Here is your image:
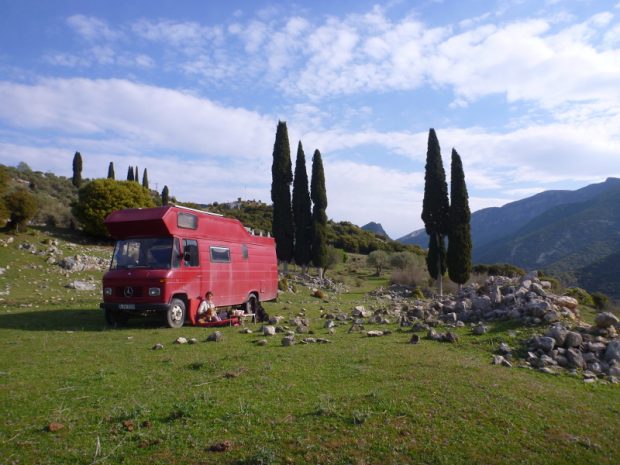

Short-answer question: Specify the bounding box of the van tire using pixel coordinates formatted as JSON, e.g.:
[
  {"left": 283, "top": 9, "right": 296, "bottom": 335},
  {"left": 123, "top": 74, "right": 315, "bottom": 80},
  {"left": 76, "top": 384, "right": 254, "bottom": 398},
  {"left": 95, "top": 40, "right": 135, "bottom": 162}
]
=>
[{"left": 167, "top": 298, "right": 186, "bottom": 328}]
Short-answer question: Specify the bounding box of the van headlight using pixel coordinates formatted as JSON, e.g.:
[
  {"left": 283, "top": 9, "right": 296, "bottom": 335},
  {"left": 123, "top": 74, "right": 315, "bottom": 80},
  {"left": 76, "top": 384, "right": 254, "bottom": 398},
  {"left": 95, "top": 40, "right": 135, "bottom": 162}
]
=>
[
  {"left": 104, "top": 287, "right": 112, "bottom": 296},
  {"left": 148, "top": 287, "right": 161, "bottom": 297}
]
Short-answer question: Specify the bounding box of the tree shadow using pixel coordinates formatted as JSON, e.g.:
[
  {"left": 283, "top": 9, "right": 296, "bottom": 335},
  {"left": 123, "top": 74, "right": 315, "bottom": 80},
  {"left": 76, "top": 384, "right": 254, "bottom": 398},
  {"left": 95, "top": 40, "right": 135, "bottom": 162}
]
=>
[{"left": 0, "top": 308, "right": 167, "bottom": 332}]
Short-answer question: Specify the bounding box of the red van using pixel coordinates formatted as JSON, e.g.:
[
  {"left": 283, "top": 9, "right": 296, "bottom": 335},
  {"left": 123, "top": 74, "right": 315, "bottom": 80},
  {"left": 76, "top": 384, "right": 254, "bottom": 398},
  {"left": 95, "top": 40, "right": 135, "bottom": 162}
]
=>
[{"left": 100, "top": 205, "right": 278, "bottom": 327}]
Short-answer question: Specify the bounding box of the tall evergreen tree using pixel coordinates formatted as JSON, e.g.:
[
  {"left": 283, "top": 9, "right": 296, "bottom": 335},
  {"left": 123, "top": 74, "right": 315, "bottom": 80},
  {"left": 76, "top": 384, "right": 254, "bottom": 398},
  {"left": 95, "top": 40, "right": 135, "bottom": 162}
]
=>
[
  {"left": 421, "top": 128, "right": 450, "bottom": 295},
  {"left": 270, "top": 121, "right": 294, "bottom": 272},
  {"left": 107, "top": 162, "right": 115, "bottom": 180},
  {"left": 161, "top": 185, "right": 170, "bottom": 205},
  {"left": 447, "top": 149, "right": 472, "bottom": 286},
  {"left": 72, "top": 151, "right": 83, "bottom": 188},
  {"left": 134, "top": 166, "right": 139, "bottom": 183},
  {"left": 127, "top": 166, "right": 134, "bottom": 181},
  {"left": 292, "top": 141, "right": 313, "bottom": 272},
  {"left": 311, "top": 149, "right": 328, "bottom": 279},
  {"left": 142, "top": 168, "right": 149, "bottom": 189}
]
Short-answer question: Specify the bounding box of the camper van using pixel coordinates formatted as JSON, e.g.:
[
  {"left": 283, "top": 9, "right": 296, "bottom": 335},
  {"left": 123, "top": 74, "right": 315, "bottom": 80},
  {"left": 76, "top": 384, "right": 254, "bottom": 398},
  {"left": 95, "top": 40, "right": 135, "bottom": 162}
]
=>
[{"left": 100, "top": 205, "right": 278, "bottom": 327}]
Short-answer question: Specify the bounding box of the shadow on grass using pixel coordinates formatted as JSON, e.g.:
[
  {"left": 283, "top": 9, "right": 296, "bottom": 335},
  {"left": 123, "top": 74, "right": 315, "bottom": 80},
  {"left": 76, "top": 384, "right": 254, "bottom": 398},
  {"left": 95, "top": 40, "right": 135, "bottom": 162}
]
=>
[{"left": 0, "top": 308, "right": 167, "bottom": 331}]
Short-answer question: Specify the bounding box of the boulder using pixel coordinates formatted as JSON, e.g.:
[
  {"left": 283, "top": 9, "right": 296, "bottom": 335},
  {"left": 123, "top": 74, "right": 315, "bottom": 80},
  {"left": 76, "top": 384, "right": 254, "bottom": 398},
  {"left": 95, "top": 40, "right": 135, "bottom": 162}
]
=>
[
  {"left": 262, "top": 325, "right": 277, "bottom": 336},
  {"left": 546, "top": 326, "right": 567, "bottom": 346},
  {"left": 281, "top": 335, "right": 295, "bottom": 346},
  {"left": 206, "top": 331, "right": 223, "bottom": 342},
  {"left": 443, "top": 332, "right": 459, "bottom": 343},
  {"left": 472, "top": 325, "right": 488, "bottom": 335},
  {"left": 554, "top": 296, "right": 579, "bottom": 310},
  {"left": 533, "top": 336, "right": 555, "bottom": 352},
  {"left": 566, "top": 348, "right": 586, "bottom": 369},
  {"left": 595, "top": 312, "right": 619, "bottom": 329},
  {"left": 564, "top": 331, "right": 583, "bottom": 348},
  {"left": 367, "top": 330, "right": 384, "bottom": 337},
  {"left": 352, "top": 306, "right": 371, "bottom": 318},
  {"left": 604, "top": 340, "right": 620, "bottom": 363}
]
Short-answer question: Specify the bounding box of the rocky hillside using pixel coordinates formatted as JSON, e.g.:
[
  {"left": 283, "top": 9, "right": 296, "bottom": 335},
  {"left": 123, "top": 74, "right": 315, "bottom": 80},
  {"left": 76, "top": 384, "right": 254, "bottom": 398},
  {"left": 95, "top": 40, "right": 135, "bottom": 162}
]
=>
[{"left": 398, "top": 178, "right": 620, "bottom": 298}]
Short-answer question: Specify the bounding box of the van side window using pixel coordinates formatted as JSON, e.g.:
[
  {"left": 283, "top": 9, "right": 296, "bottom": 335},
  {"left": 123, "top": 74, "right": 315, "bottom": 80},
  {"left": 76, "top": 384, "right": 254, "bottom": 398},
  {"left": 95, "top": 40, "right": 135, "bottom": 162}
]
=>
[
  {"left": 178, "top": 212, "right": 198, "bottom": 229},
  {"left": 242, "top": 244, "right": 249, "bottom": 260},
  {"left": 182, "top": 239, "right": 199, "bottom": 267},
  {"left": 172, "top": 238, "right": 181, "bottom": 268},
  {"left": 210, "top": 246, "right": 231, "bottom": 263}
]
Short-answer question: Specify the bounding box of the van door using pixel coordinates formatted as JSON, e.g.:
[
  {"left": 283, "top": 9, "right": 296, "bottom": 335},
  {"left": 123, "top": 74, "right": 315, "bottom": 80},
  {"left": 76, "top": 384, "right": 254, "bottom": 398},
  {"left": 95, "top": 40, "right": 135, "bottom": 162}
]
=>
[
  {"left": 181, "top": 238, "right": 201, "bottom": 316},
  {"left": 209, "top": 245, "right": 233, "bottom": 306}
]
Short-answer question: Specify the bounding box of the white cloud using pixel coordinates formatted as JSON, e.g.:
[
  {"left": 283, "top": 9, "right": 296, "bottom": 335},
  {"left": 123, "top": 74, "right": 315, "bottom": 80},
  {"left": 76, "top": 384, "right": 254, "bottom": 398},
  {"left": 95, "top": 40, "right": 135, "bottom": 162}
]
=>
[{"left": 67, "top": 15, "right": 121, "bottom": 42}]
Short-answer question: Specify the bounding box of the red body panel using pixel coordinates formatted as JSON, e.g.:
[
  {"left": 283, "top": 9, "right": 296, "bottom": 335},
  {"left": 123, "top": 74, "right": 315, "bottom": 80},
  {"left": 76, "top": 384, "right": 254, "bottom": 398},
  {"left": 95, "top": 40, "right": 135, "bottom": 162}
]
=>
[{"left": 101, "top": 205, "right": 278, "bottom": 325}]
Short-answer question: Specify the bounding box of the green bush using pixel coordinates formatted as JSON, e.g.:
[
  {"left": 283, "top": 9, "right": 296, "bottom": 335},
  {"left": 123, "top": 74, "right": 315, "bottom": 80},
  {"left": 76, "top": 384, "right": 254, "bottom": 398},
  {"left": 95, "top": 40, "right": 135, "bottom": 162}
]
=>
[
  {"left": 73, "top": 179, "right": 155, "bottom": 238},
  {"left": 564, "top": 287, "right": 595, "bottom": 307},
  {"left": 472, "top": 263, "right": 526, "bottom": 278},
  {"left": 590, "top": 292, "right": 609, "bottom": 310},
  {"left": 4, "top": 188, "right": 38, "bottom": 232}
]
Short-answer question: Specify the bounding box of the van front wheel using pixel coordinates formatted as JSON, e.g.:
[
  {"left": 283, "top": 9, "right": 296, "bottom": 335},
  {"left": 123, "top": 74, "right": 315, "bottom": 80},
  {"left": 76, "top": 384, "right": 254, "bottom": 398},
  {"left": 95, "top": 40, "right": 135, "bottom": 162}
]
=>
[{"left": 167, "top": 298, "right": 186, "bottom": 328}]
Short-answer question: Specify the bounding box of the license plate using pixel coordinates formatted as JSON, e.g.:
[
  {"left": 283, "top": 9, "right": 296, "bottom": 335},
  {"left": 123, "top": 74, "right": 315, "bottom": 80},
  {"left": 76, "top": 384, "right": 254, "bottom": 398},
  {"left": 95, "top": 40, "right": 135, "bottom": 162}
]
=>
[{"left": 119, "top": 304, "right": 135, "bottom": 310}]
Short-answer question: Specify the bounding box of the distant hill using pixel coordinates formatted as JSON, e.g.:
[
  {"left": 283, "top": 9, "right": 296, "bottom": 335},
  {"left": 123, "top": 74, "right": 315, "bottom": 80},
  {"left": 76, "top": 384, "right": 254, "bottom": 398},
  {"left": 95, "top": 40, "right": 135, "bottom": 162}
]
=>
[
  {"left": 398, "top": 177, "right": 620, "bottom": 298},
  {"left": 361, "top": 222, "right": 390, "bottom": 239}
]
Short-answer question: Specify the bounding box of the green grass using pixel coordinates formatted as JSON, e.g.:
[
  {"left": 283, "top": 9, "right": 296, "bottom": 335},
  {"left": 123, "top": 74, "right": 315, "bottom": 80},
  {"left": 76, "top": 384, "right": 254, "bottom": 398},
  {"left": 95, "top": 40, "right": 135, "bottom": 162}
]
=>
[{"left": 1, "top": 229, "right": 619, "bottom": 464}]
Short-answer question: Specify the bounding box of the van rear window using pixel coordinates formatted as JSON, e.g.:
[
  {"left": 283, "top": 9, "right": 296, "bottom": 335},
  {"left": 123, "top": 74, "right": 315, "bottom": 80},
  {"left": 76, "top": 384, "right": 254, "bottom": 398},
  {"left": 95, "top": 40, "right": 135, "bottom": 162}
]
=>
[
  {"left": 210, "top": 246, "right": 230, "bottom": 263},
  {"left": 178, "top": 212, "right": 198, "bottom": 229}
]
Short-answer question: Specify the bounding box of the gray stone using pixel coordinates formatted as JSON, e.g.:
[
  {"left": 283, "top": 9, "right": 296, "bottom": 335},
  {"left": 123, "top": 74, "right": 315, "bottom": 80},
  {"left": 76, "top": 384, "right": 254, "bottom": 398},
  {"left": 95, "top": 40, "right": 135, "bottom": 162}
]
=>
[
  {"left": 498, "top": 342, "right": 512, "bottom": 355},
  {"left": 240, "top": 328, "right": 253, "bottom": 334},
  {"left": 595, "top": 312, "right": 619, "bottom": 328},
  {"left": 490, "top": 286, "right": 502, "bottom": 306},
  {"left": 543, "top": 310, "right": 560, "bottom": 323},
  {"left": 316, "top": 338, "right": 332, "bottom": 344},
  {"left": 282, "top": 335, "right": 295, "bottom": 346},
  {"left": 65, "top": 280, "right": 97, "bottom": 291},
  {"left": 152, "top": 343, "right": 164, "bottom": 350},
  {"left": 566, "top": 348, "right": 586, "bottom": 369},
  {"left": 427, "top": 329, "right": 442, "bottom": 341},
  {"left": 174, "top": 337, "right": 188, "bottom": 344},
  {"left": 256, "top": 339, "right": 268, "bottom": 346},
  {"left": 472, "top": 325, "right": 488, "bottom": 335},
  {"left": 367, "top": 330, "right": 384, "bottom": 337},
  {"left": 262, "top": 325, "right": 277, "bottom": 336},
  {"left": 604, "top": 340, "right": 620, "bottom": 362},
  {"left": 301, "top": 337, "right": 317, "bottom": 344},
  {"left": 554, "top": 296, "right": 579, "bottom": 310},
  {"left": 409, "top": 334, "right": 420, "bottom": 344},
  {"left": 324, "top": 319, "right": 335, "bottom": 329},
  {"left": 546, "top": 326, "right": 567, "bottom": 346},
  {"left": 492, "top": 355, "right": 511, "bottom": 366},
  {"left": 443, "top": 332, "right": 459, "bottom": 343},
  {"left": 206, "top": 331, "right": 223, "bottom": 342},
  {"left": 188, "top": 338, "right": 198, "bottom": 344},
  {"left": 534, "top": 336, "right": 555, "bottom": 352},
  {"left": 564, "top": 331, "right": 583, "bottom": 348},
  {"left": 352, "top": 306, "right": 371, "bottom": 318},
  {"left": 296, "top": 325, "right": 309, "bottom": 334}
]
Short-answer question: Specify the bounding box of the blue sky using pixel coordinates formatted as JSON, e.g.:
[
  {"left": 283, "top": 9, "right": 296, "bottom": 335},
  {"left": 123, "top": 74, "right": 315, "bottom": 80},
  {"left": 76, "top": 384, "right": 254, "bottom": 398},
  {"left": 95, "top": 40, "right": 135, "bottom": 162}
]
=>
[{"left": 1, "top": 0, "right": 619, "bottom": 238}]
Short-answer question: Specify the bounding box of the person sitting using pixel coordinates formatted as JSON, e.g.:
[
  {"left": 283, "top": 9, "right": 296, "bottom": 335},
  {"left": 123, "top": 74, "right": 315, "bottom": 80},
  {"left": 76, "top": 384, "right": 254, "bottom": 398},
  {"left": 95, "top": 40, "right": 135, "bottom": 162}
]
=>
[{"left": 197, "top": 291, "right": 219, "bottom": 323}]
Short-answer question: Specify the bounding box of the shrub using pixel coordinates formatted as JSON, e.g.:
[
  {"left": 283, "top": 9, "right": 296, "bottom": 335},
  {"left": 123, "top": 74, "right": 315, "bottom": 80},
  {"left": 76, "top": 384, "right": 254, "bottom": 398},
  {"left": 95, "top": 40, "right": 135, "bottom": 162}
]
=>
[
  {"left": 590, "top": 292, "right": 609, "bottom": 310},
  {"left": 473, "top": 263, "right": 525, "bottom": 278},
  {"left": 73, "top": 179, "right": 155, "bottom": 238},
  {"left": 390, "top": 251, "right": 416, "bottom": 270},
  {"left": 390, "top": 263, "right": 430, "bottom": 288},
  {"left": 4, "top": 188, "right": 38, "bottom": 232},
  {"left": 564, "top": 287, "right": 595, "bottom": 307},
  {"left": 367, "top": 250, "right": 390, "bottom": 275}
]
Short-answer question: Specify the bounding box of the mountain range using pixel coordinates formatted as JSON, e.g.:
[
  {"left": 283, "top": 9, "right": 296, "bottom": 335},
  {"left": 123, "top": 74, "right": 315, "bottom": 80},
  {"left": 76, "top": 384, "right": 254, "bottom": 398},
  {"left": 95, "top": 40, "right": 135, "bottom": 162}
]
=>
[
  {"left": 398, "top": 177, "right": 620, "bottom": 298},
  {"left": 361, "top": 222, "right": 390, "bottom": 239}
]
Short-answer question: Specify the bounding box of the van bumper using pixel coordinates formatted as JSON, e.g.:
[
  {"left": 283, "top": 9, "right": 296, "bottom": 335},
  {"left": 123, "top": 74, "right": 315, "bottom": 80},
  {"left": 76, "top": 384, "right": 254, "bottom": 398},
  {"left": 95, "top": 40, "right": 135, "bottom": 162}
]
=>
[{"left": 100, "top": 302, "right": 171, "bottom": 313}]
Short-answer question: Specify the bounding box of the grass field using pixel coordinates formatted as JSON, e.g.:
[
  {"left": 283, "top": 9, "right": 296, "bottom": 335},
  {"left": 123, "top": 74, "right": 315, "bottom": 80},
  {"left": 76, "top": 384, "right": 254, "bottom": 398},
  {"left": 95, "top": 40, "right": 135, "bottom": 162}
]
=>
[{"left": 1, "top": 229, "right": 619, "bottom": 465}]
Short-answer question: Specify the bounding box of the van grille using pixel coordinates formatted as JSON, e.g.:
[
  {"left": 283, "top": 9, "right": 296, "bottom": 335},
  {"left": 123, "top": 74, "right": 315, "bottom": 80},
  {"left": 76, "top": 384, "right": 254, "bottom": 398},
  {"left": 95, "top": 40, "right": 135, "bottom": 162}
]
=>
[{"left": 115, "top": 286, "right": 143, "bottom": 298}]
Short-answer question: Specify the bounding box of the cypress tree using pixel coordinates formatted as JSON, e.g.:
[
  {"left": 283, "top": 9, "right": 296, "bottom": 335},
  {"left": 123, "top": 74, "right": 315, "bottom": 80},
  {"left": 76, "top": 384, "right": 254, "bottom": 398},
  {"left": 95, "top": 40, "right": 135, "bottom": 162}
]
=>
[
  {"left": 142, "top": 168, "right": 149, "bottom": 189},
  {"left": 447, "top": 149, "right": 472, "bottom": 286},
  {"left": 421, "top": 128, "right": 450, "bottom": 295},
  {"left": 107, "top": 162, "right": 115, "bottom": 180},
  {"left": 127, "top": 166, "right": 134, "bottom": 181},
  {"left": 161, "top": 185, "right": 170, "bottom": 205},
  {"left": 134, "top": 166, "right": 139, "bottom": 183},
  {"left": 311, "top": 149, "right": 328, "bottom": 279},
  {"left": 270, "top": 121, "right": 294, "bottom": 272},
  {"left": 72, "top": 151, "right": 83, "bottom": 187},
  {"left": 292, "top": 141, "right": 313, "bottom": 272}
]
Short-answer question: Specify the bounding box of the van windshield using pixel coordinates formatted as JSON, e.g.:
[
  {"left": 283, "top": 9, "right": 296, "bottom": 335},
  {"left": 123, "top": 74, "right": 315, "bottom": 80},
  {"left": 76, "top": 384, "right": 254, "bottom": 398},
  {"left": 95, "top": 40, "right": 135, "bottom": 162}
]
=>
[{"left": 111, "top": 237, "right": 174, "bottom": 270}]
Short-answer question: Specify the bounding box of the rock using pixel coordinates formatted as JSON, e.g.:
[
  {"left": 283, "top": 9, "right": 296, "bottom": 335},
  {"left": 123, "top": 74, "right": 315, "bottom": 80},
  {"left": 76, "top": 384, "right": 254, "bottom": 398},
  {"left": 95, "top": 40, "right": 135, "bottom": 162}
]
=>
[
  {"left": 262, "top": 325, "right": 276, "bottom": 336},
  {"left": 367, "top": 330, "right": 384, "bottom": 337},
  {"left": 256, "top": 339, "right": 268, "bottom": 346},
  {"left": 268, "top": 316, "right": 284, "bottom": 325},
  {"left": 543, "top": 310, "right": 560, "bottom": 323},
  {"left": 427, "top": 329, "right": 442, "bottom": 341},
  {"left": 324, "top": 320, "right": 335, "bottom": 329},
  {"left": 301, "top": 337, "right": 317, "bottom": 344},
  {"left": 208, "top": 440, "right": 232, "bottom": 452},
  {"left": 546, "top": 326, "right": 567, "bottom": 346},
  {"left": 498, "top": 342, "right": 512, "bottom": 355},
  {"left": 206, "top": 331, "right": 223, "bottom": 342},
  {"left": 65, "top": 280, "right": 97, "bottom": 291},
  {"left": 534, "top": 336, "right": 555, "bottom": 352},
  {"left": 490, "top": 286, "right": 502, "bottom": 306},
  {"left": 352, "top": 306, "right": 371, "bottom": 318},
  {"left": 443, "top": 332, "right": 459, "bottom": 343},
  {"left": 316, "top": 338, "right": 332, "bottom": 343},
  {"left": 282, "top": 335, "right": 295, "bottom": 346},
  {"left": 174, "top": 337, "right": 188, "bottom": 344},
  {"left": 531, "top": 282, "right": 547, "bottom": 297},
  {"left": 604, "top": 340, "right": 620, "bottom": 363},
  {"left": 564, "top": 331, "right": 583, "bottom": 348},
  {"left": 472, "top": 325, "right": 488, "bottom": 335},
  {"left": 47, "top": 422, "right": 65, "bottom": 432},
  {"left": 188, "top": 338, "right": 198, "bottom": 344},
  {"left": 595, "top": 312, "right": 619, "bottom": 328},
  {"left": 240, "top": 328, "right": 253, "bottom": 334},
  {"left": 492, "top": 355, "right": 512, "bottom": 367},
  {"left": 554, "top": 296, "right": 579, "bottom": 310},
  {"left": 348, "top": 323, "right": 364, "bottom": 333},
  {"left": 296, "top": 325, "right": 309, "bottom": 334},
  {"left": 152, "top": 343, "right": 164, "bottom": 350},
  {"left": 566, "top": 348, "right": 586, "bottom": 369},
  {"left": 410, "top": 334, "right": 420, "bottom": 344}
]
